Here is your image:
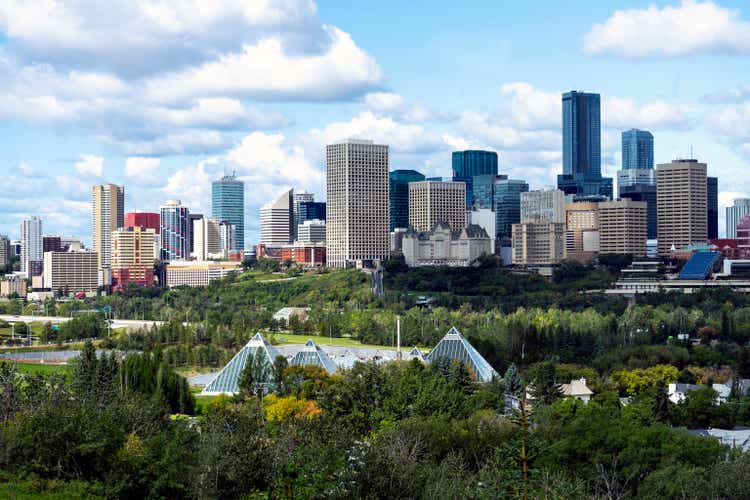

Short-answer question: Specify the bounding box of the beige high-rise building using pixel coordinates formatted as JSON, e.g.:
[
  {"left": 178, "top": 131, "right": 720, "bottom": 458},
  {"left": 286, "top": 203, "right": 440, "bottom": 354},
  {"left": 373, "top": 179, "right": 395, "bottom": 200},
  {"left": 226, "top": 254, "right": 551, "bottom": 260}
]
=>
[
  {"left": 511, "top": 220, "right": 565, "bottom": 265},
  {"left": 43, "top": 250, "right": 99, "bottom": 294},
  {"left": 260, "top": 189, "right": 293, "bottom": 247},
  {"left": 520, "top": 189, "right": 567, "bottom": 223},
  {"left": 92, "top": 183, "right": 125, "bottom": 269},
  {"left": 656, "top": 159, "right": 707, "bottom": 255},
  {"left": 565, "top": 202, "right": 599, "bottom": 259},
  {"left": 598, "top": 199, "right": 647, "bottom": 256},
  {"left": 408, "top": 181, "right": 466, "bottom": 231},
  {"left": 193, "top": 218, "right": 223, "bottom": 260},
  {"left": 326, "top": 140, "right": 390, "bottom": 268},
  {"left": 111, "top": 227, "right": 156, "bottom": 290}
]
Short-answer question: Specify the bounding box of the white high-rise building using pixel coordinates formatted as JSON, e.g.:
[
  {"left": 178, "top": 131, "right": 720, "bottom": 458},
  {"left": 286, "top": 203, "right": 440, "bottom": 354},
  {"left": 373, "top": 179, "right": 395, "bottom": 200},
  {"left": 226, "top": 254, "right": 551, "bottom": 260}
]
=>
[
  {"left": 20, "top": 216, "right": 42, "bottom": 277},
  {"left": 260, "top": 189, "right": 293, "bottom": 247},
  {"left": 520, "top": 189, "right": 567, "bottom": 223},
  {"left": 726, "top": 199, "right": 750, "bottom": 238},
  {"left": 92, "top": 183, "right": 125, "bottom": 269},
  {"left": 193, "top": 217, "right": 222, "bottom": 261},
  {"left": 408, "top": 180, "right": 466, "bottom": 231},
  {"left": 326, "top": 140, "right": 390, "bottom": 267}
]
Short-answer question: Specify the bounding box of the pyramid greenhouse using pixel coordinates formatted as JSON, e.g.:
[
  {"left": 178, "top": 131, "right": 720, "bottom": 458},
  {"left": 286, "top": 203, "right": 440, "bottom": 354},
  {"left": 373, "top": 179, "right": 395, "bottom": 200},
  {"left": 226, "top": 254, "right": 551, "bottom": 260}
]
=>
[
  {"left": 425, "top": 327, "right": 499, "bottom": 382},
  {"left": 289, "top": 339, "right": 339, "bottom": 374},
  {"left": 202, "top": 333, "right": 281, "bottom": 395}
]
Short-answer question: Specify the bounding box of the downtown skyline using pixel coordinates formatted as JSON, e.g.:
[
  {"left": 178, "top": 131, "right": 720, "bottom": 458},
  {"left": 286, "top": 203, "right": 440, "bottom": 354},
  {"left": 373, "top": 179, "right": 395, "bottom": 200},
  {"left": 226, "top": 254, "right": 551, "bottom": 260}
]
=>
[{"left": 2, "top": 0, "right": 750, "bottom": 243}]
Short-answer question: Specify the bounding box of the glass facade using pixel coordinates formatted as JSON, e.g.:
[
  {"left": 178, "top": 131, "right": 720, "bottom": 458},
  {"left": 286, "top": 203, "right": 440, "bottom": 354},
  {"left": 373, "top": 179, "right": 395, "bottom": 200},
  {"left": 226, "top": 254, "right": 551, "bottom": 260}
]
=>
[
  {"left": 298, "top": 201, "right": 327, "bottom": 223},
  {"left": 493, "top": 179, "right": 529, "bottom": 240},
  {"left": 212, "top": 174, "right": 244, "bottom": 251},
  {"left": 452, "top": 150, "right": 498, "bottom": 207},
  {"left": 202, "top": 333, "right": 280, "bottom": 395},
  {"left": 425, "top": 327, "right": 499, "bottom": 383},
  {"left": 160, "top": 201, "right": 190, "bottom": 261},
  {"left": 289, "top": 340, "right": 338, "bottom": 374},
  {"left": 707, "top": 176, "right": 718, "bottom": 240},
  {"left": 389, "top": 169, "right": 425, "bottom": 230},
  {"left": 622, "top": 129, "right": 654, "bottom": 170}
]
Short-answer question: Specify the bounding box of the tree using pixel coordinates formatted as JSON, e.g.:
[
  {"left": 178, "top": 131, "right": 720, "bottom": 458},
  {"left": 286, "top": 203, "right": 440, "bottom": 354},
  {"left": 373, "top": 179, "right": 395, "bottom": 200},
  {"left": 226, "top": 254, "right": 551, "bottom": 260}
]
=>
[
  {"left": 238, "top": 351, "right": 271, "bottom": 401},
  {"left": 529, "top": 361, "right": 563, "bottom": 405},
  {"left": 72, "top": 340, "right": 99, "bottom": 400},
  {"left": 503, "top": 363, "right": 522, "bottom": 397}
]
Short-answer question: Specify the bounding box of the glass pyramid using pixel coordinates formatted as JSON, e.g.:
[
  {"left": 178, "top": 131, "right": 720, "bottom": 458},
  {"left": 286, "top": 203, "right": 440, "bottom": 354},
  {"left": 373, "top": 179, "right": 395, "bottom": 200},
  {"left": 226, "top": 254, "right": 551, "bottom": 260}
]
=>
[
  {"left": 201, "top": 333, "right": 281, "bottom": 395},
  {"left": 425, "top": 327, "right": 499, "bottom": 382},
  {"left": 406, "top": 346, "right": 425, "bottom": 362},
  {"left": 289, "top": 339, "right": 339, "bottom": 374}
]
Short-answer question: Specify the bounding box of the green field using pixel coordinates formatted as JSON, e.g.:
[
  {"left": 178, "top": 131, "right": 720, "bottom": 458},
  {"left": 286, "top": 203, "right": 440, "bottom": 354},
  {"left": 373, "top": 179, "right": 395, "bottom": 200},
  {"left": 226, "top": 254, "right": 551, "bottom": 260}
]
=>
[
  {"left": 268, "top": 332, "right": 398, "bottom": 350},
  {"left": 14, "top": 362, "right": 70, "bottom": 376}
]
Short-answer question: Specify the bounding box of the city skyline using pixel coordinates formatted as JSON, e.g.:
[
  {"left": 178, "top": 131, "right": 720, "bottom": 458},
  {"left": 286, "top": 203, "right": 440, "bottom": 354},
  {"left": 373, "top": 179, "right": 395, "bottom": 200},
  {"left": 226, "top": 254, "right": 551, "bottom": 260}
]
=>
[{"left": 2, "top": 0, "right": 750, "bottom": 243}]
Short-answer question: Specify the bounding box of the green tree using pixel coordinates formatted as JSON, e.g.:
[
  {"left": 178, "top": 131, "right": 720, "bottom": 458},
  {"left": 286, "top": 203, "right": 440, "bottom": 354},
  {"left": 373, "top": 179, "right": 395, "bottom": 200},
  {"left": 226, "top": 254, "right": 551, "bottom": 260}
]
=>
[
  {"left": 239, "top": 351, "right": 271, "bottom": 401},
  {"left": 504, "top": 363, "right": 522, "bottom": 397},
  {"left": 529, "top": 362, "right": 562, "bottom": 405}
]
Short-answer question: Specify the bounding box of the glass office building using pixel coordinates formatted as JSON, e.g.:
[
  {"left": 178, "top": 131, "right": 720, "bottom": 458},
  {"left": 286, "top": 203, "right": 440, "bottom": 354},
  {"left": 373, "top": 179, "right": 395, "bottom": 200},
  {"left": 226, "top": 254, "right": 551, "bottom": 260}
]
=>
[
  {"left": 212, "top": 174, "right": 244, "bottom": 251},
  {"left": 160, "top": 200, "right": 190, "bottom": 261},
  {"left": 298, "top": 201, "right": 326, "bottom": 223},
  {"left": 493, "top": 178, "right": 529, "bottom": 240},
  {"left": 622, "top": 129, "right": 654, "bottom": 170},
  {"left": 389, "top": 169, "right": 425, "bottom": 230},
  {"left": 452, "top": 150, "right": 498, "bottom": 208},
  {"left": 708, "top": 176, "right": 718, "bottom": 240}
]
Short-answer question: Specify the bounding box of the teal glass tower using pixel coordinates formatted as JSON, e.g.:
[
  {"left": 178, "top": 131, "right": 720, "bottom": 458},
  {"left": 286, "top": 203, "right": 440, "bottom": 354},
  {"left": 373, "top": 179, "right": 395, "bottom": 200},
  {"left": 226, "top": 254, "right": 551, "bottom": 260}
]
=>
[
  {"left": 452, "top": 150, "right": 498, "bottom": 207},
  {"left": 389, "top": 169, "right": 425, "bottom": 230},
  {"left": 212, "top": 174, "right": 244, "bottom": 250}
]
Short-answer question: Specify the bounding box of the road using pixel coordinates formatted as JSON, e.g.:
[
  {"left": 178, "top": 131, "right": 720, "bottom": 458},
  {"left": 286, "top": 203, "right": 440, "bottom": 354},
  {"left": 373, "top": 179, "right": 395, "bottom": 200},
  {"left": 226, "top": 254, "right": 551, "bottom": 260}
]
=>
[{"left": 0, "top": 314, "right": 164, "bottom": 331}]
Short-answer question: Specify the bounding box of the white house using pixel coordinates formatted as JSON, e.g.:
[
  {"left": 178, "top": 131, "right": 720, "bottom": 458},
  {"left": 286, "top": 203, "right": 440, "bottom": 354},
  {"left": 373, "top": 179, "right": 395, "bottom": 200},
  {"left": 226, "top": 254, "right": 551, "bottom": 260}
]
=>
[{"left": 561, "top": 378, "right": 594, "bottom": 403}]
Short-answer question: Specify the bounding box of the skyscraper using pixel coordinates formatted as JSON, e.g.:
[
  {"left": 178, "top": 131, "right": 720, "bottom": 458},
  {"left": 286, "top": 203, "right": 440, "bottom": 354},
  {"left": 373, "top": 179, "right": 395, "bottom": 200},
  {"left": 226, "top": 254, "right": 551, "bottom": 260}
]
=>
[
  {"left": 598, "top": 199, "right": 647, "bottom": 256},
  {"left": 259, "top": 189, "right": 294, "bottom": 247},
  {"left": 494, "top": 179, "right": 529, "bottom": 240},
  {"left": 298, "top": 201, "right": 326, "bottom": 224},
  {"left": 389, "top": 169, "right": 425, "bottom": 230},
  {"left": 452, "top": 150, "right": 498, "bottom": 207},
  {"left": 292, "top": 191, "right": 314, "bottom": 240},
  {"left": 558, "top": 91, "right": 612, "bottom": 199},
  {"left": 20, "top": 216, "right": 42, "bottom": 277},
  {"left": 160, "top": 200, "right": 191, "bottom": 261},
  {"left": 520, "top": 189, "right": 567, "bottom": 223},
  {"left": 193, "top": 217, "right": 222, "bottom": 261},
  {"left": 621, "top": 129, "right": 654, "bottom": 170},
  {"left": 408, "top": 180, "right": 466, "bottom": 231},
  {"left": 656, "top": 159, "right": 707, "bottom": 256},
  {"left": 111, "top": 226, "right": 156, "bottom": 291},
  {"left": 326, "top": 140, "right": 390, "bottom": 268},
  {"left": 707, "top": 176, "right": 718, "bottom": 240},
  {"left": 211, "top": 174, "right": 244, "bottom": 251},
  {"left": 92, "top": 183, "right": 125, "bottom": 269},
  {"left": 726, "top": 199, "right": 750, "bottom": 238}
]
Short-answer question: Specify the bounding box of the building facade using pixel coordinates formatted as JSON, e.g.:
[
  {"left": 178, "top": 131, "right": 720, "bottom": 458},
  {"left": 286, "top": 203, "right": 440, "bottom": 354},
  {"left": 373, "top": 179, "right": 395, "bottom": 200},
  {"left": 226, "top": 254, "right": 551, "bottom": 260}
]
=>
[
  {"left": 260, "top": 189, "right": 294, "bottom": 247},
  {"left": 621, "top": 129, "right": 654, "bottom": 170},
  {"left": 43, "top": 250, "right": 99, "bottom": 294},
  {"left": 619, "top": 183, "right": 657, "bottom": 240},
  {"left": 297, "top": 219, "right": 326, "bottom": 243},
  {"left": 279, "top": 243, "right": 326, "bottom": 267},
  {"left": 1, "top": 276, "right": 26, "bottom": 298},
  {"left": 726, "top": 199, "right": 750, "bottom": 238},
  {"left": 389, "top": 169, "right": 425, "bottom": 230},
  {"left": 160, "top": 200, "right": 191, "bottom": 261},
  {"left": 211, "top": 174, "right": 244, "bottom": 251},
  {"left": 292, "top": 191, "right": 315, "bottom": 240},
  {"left": 494, "top": 179, "right": 529, "bottom": 240},
  {"left": 0, "top": 235, "right": 10, "bottom": 268},
  {"left": 408, "top": 181, "right": 466, "bottom": 231},
  {"left": 511, "top": 220, "right": 566, "bottom": 265},
  {"left": 326, "top": 140, "right": 390, "bottom": 268},
  {"left": 452, "top": 150, "right": 498, "bottom": 208},
  {"left": 20, "top": 216, "right": 42, "bottom": 277},
  {"left": 656, "top": 159, "right": 707, "bottom": 256},
  {"left": 42, "top": 236, "right": 62, "bottom": 253},
  {"left": 165, "top": 261, "right": 241, "bottom": 287},
  {"left": 707, "top": 176, "right": 718, "bottom": 240},
  {"left": 111, "top": 227, "right": 156, "bottom": 291},
  {"left": 298, "top": 201, "right": 326, "bottom": 224},
  {"left": 598, "top": 199, "right": 647, "bottom": 256},
  {"left": 402, "top": 222, "right": 491, "bottom": 267},
  {"left": 520, "top": 189, "right": 566, "bottom": 223},
  {"left": 92, "top": 183, "right": 125, "bottom": 270},
  {"left": 192, "top": 217, "right": 222, "bottom": 261}
]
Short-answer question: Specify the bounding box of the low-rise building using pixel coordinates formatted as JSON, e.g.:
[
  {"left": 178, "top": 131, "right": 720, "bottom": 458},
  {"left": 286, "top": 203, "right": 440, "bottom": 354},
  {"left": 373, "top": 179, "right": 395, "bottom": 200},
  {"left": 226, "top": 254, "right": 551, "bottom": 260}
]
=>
[
  {"left": 273, "top": 307, "right": 310, "bottom": 325},
  {"left": 279, "top": 242, "right": 326, "bottom": 267},
  {"left": 562, "top": 378, "right": 594, "bottom": 403},
  {"left": 42, "top": 250, "right": 99, "bottom": 294},
  {"left": 297, "top": 219, "right": 326, "bottom": 243},
  {"left": 511, "top": 220, "right": 565, "bottom": 265},
  {"left": 0, "top": 276, "right": 27, "bottom": 298},
  {"left": 401, "top": 222, "right": 491, "bottom": 267},
  {"left": 165, "top": 260, "right": 241, "bottom": 287}
]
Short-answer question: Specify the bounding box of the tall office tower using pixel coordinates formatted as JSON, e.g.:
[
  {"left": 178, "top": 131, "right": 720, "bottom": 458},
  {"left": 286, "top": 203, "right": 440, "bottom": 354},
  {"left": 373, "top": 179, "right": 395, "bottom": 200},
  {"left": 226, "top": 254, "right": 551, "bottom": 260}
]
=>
[
  {"left": 452, "top": 150, "right": 498, "bottom": 207},
  {"left": 511, "top": 221, "right": 566, "bottom": 265},
  {"left": 598, "top": 199, "right": 647, "bottom": 256},
  {"left": 219, "top": 222, "right": 236, "bottom": 255},
  {"left": 193, "top": 217, "right": 223, "bottom": 261},
  {"left": 656, "top": 159, "right": 707, "bottom": 256},
  {"left": 471, "top": 174, "right": 507, "bottom": 209},
  {"left": 92, "top": 183, "right": 125, "bottom": 269},
  {"left": 408, "top": 180, "right": 466, "bottom": 231},
  {"left": 389, "top": 169, "right": 425, "bottom": 230},
  {"left": 0, "top": 235, "right": 10, "bottom": 268},
  {"left": 20, "top": 216, "right": 42, "bottom": 277},
  {"left": 557, "top": 91, "right": 613, "bottom": 199},
  {"left": 111, "top": 227, "right": 156, "bottom": 291},
  {"left": 565, "top": 202, "right": 600, "bottom": 260},
  {"left": 42, "top": 236, "right": 62, "bottom": 253},
  {"left": 707, "top": 176, "right": 718, "bottom": 240},
  {"left": 619, "top": 184, "right": 657, "bottom": 240},
  {"left": 211, "top": 173, "right": 244, "bottom": 251},
  {"left": 520, "top": 189, "right": 567, "bottom": 223},
  {"left": 494, "top": 178, "right": 529, "bottom": 240},
  {"left": 326, "top": 139, "right": 390, "bottom": 268},
  {"left": 298, "top": 201, "right": 326, "bottom": 223},
  {"left": 621, "top": 129, "right": 654, "bottom": 170},
  {"left": 292, "top": 191, "right": 315, "bottom": 240},
  {"left": 260, "top": 189, "right": 294, "bottom": 247},
  {"left": 187, "top": 214, "right": 203, "bottom": 254},
  {"left": 159, "top": 200, "right": 191, "bottom": 261},
  {"left": 726, "top": 199, "right": 750, "bottom": 238}
]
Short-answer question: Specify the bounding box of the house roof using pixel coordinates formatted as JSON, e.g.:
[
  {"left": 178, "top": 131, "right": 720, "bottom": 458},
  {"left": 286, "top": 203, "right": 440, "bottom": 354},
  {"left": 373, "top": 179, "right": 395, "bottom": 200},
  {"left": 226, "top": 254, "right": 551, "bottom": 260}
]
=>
[{"left": 561, "top": 378, "right": 593, "bottom": 397}]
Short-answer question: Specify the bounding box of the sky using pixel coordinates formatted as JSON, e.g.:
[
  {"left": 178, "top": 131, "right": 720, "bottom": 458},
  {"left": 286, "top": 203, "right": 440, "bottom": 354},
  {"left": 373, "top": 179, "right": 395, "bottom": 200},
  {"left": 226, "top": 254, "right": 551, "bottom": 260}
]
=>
[{"left": 1, "top": 0, "right": 750, "bottom": 246}]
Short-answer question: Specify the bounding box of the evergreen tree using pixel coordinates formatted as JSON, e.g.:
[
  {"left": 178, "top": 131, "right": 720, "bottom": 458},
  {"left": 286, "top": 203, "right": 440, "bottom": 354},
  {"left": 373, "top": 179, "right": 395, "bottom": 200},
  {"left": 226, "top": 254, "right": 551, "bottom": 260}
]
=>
[
  {"left": 503, "top": 363, "right": 522, "bottom": 397},
  {"left": 529, "top": 361, "right": 562, "bottom": 405},
  {"left": 239, "top": 351, "right": 271, "bottom": 400},
  {"left": 72, "top": 340, "right": 99, "bottom": 400}
]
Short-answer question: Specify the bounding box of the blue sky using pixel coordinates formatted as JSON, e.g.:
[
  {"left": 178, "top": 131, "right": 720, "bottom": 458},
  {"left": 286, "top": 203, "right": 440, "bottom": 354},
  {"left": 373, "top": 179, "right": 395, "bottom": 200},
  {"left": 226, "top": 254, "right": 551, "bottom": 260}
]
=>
[{"left": 1, "top": 0, "right": 750, "bottom": 245}]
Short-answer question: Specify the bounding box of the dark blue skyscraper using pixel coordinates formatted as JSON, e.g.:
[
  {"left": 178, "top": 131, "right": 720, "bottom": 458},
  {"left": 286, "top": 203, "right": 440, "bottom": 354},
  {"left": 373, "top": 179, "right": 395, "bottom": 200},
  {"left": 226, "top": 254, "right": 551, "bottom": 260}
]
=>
[
  {"left": 493, "top": 178, "right": 529, "bottom": 240},
  {"left": 622, "top": 129, "right": 654, "bottom": 170},
  {"left": 212, "top": 174, "right": 244, "bottom": 250},
  {"left": 452, "top": 150, "right": 498, "bottom": 207},
  {"left": 298, "top": 201, "right": 326, "bottom": 223},
  {"left": 707, "top": 176, "right": 718, "bottom": 240},
  {"left": 389, "top": 169, "right": 425, "bottom": 230},
  {"left": 558, "top": 91, "right": 612, "bottom": 199}
]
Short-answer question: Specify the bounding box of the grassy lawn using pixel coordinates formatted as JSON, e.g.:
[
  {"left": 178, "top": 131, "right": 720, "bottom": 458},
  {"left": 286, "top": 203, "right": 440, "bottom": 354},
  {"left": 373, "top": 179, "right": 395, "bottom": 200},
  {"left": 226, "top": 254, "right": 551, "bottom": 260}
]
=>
[
  {"left": 267, "top": 332, "right": 398, "bottom": 350},
  {"left": 14, "top": 362, "right": 70, "bottom": 376}
]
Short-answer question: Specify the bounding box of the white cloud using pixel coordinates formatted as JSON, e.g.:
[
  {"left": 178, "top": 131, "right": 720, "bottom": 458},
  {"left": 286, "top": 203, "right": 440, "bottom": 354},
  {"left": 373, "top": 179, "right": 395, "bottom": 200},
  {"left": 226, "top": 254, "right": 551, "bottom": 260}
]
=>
[
  {"left": 125, "top": 157, "right": 161, "bottom": 186},
  {"left": 604, "top": 97, "right": 693, "bottom": 129},
  {"left": 112, "top": 130, "right": 228, "bottom": 156},
  {"left": 227, "top": 131, "right": 321, "bottom": 185},
  {"left": 146, "top": 26, "right": 382, "bottom": 102},
  {"left": 364, "top": 92, "right": 405, "bottom": 112},
  {"left": 74, "top": 154, "right": 103, "bottom": 177},
  {"left": 499, "top": 82, "right": 559, "bottom": 129},
  {"left": 583, "top": 1, "right": 750, "bottom": 58}
]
